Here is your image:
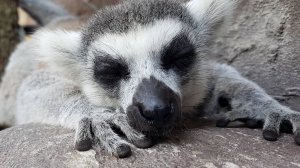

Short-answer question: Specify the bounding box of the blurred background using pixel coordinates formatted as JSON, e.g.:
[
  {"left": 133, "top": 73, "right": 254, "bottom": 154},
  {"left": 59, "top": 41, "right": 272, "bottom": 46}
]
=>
[{"left": 0, "top": 0, "right": 119, "bottom": 77}]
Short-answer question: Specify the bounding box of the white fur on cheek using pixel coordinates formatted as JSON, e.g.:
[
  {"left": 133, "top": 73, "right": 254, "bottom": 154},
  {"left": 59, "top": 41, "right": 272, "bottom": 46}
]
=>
[{"left": 81, "top": 70, "right": 120, "bottom": 107}]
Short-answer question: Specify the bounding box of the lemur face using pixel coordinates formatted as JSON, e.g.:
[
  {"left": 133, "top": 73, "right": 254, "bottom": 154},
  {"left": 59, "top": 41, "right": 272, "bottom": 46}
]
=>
[
  {"left": 87, "top": 20, "right": 197, "bottom": 135},
  {"left": 80, "top": 0, "right": 203, "bottom": 135},
  {"left": 37, "top": 0, "right": 234, "bottom": 136}
]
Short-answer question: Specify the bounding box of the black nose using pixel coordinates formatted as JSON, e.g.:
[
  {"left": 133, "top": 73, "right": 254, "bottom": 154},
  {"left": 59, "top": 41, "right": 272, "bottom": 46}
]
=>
[
  {"left": 137, "top": 101, "right": 173, "bottom": 124},
  {"left": 130, "top": 76, "right": 180, "bottom": 128}
]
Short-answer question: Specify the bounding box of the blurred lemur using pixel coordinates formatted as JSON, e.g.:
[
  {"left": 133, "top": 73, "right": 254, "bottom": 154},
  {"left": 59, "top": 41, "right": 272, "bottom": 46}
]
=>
[{"left": 1, "top": 0, "right": 300, "bottom": 158}]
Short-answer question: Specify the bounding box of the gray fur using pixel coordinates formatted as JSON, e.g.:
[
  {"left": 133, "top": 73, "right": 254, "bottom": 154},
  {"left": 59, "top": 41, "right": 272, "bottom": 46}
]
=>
[
  {"left": 1, "top": 0, "right": 300, "bottom": 158},
  {"left": 81, "top": 0, "right": 195, "bottom": 53}
]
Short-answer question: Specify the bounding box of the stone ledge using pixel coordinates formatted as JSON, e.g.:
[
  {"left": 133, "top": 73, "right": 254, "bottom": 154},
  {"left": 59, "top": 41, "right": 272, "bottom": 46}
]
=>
[{"left": 1, "top": 123, "right": 299, "bottom": 168}]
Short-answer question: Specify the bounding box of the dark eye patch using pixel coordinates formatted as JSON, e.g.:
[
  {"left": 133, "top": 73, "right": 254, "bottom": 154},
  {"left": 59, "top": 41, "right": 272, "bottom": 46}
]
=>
[
  {"left": 93, "top": 56, "right": 130, "bottom": 89},
  {"left": 161, "top": 34, "right": 196, "bottom": 74}
]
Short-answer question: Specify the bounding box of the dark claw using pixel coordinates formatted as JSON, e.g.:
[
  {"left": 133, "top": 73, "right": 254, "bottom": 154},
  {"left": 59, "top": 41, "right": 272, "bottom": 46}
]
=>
[
  {"left": 216, "top": 119, "right": 230, "bottom": 127},
  {"left": 131, "top": 138, "right": 153, "bottom": 149},
  {"left": 295, "top": 131, "right": 300, "bottom": 145},
  {"left": 75, "top": 139, "right": 93, "bottom": 151},
  {"left": 263, "top": 130, "right": 279, "bottom": 141},
  {"left": 115, "top": 144, "right": 132, "bottom": 158}
]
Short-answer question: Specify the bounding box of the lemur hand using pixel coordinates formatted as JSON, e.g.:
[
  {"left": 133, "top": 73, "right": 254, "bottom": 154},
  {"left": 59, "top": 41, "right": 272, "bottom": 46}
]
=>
[
  {"left": 74, "top": 112, "right": 153, "bottom": 158},
  {"left": 217, "top": 103, "right": 300, "bottom": 145}
]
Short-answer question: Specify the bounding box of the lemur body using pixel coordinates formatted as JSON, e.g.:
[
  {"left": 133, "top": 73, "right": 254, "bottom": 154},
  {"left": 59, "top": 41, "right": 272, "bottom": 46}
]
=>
[{"left": 1, "top": 0, "right": 300, "bottom": 158}]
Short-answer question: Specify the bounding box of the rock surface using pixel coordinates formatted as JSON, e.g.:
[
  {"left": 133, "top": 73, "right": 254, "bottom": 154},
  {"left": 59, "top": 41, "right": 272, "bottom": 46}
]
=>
[
  {"left": 211, "top": 0, "right": 300, "bottom": 111},
  {"left": 1, "top": 123, "right": 300, "bottom": 168},
  {"left": 0, "top": 124, "right": 99, "bottom": 168}
]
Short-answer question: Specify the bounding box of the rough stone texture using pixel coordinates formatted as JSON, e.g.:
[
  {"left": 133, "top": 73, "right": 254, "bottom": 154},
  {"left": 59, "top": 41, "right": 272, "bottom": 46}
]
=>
[
  {"left": 1, "top": 122, "right": 300, "bottom": 168},
  {"left": 0, "top": 124, "right": 99, "bottom": 168},
  {"left": 1, "top": 0, "right": 300, "bottom": 167},
  {"left": 0, "top": 0, "right": 19, "bottom": 78},
  {"left": 212, "top": 0, "right": 300, "bottom": 111}
]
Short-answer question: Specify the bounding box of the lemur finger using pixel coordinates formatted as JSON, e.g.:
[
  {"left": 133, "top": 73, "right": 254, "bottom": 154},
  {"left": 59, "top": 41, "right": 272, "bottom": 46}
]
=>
[
  {"left": 216, "top": 110, "right": 251, "bottom": 127},
  {"left": 263, "top": 112, "right": 282, "bottom": 141},
  {"left": 92, "top": 120, "right": 132, "bottom": 158},
  {"left": 74, "top": 117, "right": 93, "bottom": 151},
  {"left": 216, "top": 118, "right": 262, "bottom": 128},
  {"left": 111, "top": 115, "right": 153, "bottom": 148},
  {"left": 287, "top": 113, "right": 300, "bottom": 145}
]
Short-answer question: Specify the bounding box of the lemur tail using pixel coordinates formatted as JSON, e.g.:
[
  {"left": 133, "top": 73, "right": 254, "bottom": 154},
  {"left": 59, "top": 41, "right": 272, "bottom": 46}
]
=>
[{"left": 20, "top": 0, "right": 72, "bottom": 26}]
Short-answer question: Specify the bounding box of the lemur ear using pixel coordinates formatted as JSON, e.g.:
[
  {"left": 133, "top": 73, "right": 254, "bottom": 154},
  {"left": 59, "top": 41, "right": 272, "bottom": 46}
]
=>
[
  {"left": 33, "top": 29, "right": 82, "bottom": 81},
  {"left": 185, "top": 0, "right": 236, "bottom": 28}
]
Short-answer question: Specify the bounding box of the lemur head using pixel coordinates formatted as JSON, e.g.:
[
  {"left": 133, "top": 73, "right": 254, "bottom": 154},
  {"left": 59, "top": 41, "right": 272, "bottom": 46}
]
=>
[{"left": 36, "top": 0, "right": 235, "bottom": 136}]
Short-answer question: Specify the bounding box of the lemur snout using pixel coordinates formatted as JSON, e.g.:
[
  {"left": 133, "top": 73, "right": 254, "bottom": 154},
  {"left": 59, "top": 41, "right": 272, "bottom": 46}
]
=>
[
  {"left": 127, "top": 76, "right": 181, "bottom": 135},
  {"left": 137, "top": 101, "right": 173, "bottom": 125}
]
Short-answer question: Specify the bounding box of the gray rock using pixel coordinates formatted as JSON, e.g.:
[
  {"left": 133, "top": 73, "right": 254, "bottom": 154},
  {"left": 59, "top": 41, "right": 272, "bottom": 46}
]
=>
[
  {"left": 212, "top": 0, "right": 300, "bottom": 111},
  {"left": 0, "top": 124, "right": 99, "bottom": 168},
  {"left": 1, "top": 122, "right": 300, "bottom": 168}
]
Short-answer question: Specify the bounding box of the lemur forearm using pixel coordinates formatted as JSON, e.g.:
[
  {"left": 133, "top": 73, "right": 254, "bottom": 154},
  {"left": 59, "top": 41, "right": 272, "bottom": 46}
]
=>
[
  {"left": 206, "top": 64, "right": 300, "bottom": 138},
  {"left": 210, "top": 64, "right": 282, "bottom": 120},
  {"left": 15, "top": 70, "right": 115, "bottom": 129}
]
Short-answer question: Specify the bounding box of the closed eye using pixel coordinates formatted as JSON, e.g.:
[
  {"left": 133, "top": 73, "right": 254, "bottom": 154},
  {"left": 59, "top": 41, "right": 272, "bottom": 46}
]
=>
[
  {"left": 161, "top": 34, "right": 196, "bottom": 73},
  {"left": 94, "top": 56, "right": 130, "bottom": 89}
]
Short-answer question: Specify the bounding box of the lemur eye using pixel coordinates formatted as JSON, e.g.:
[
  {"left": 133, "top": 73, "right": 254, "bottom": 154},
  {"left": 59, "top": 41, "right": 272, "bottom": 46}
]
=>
[
  {"left": 161, "top": 34, "right": 196, "bottom": 73},
  {"left": 93, "top": 57, "right": 130, "bottom": 88}
]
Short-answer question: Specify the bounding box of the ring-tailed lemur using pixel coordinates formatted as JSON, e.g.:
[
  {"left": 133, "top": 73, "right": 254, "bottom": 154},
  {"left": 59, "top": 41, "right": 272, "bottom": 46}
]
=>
[{"left": 1, "top": 0, "right": 300, "bottom": 158}]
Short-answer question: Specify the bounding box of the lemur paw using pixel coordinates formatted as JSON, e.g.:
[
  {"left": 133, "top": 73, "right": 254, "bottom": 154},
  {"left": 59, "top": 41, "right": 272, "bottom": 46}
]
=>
[
  {"left": 74, "top": 115, "right": 153, "bottom": 158},
  {"left": 216, "top": 108, "right": 300, "bottom": 145},
  {"left": 262, "top": 111, "right": 300, "bottom": 145}
]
